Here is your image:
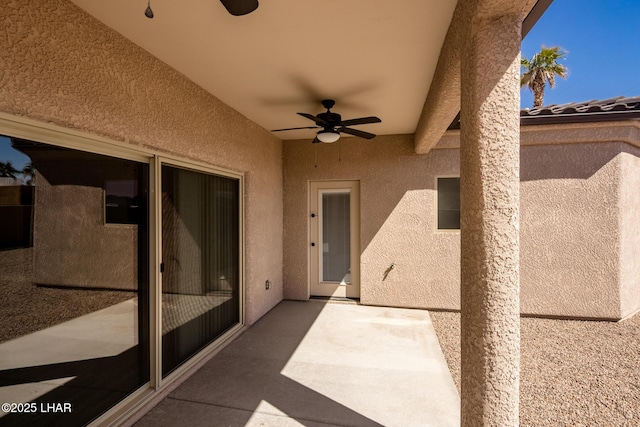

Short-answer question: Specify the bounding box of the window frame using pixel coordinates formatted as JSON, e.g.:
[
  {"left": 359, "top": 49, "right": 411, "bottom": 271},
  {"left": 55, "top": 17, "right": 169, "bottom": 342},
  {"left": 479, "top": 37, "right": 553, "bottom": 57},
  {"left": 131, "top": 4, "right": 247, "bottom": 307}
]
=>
[{"left": 435, "top": 175, "right": 461, "bottom": 232}]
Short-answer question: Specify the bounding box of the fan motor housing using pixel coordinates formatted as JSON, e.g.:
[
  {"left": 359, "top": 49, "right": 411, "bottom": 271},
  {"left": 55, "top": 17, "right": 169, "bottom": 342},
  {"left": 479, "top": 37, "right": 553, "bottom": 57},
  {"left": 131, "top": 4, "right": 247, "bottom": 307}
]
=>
[{"left": 317, "top": 112, "right": 341, "bottom": 127}]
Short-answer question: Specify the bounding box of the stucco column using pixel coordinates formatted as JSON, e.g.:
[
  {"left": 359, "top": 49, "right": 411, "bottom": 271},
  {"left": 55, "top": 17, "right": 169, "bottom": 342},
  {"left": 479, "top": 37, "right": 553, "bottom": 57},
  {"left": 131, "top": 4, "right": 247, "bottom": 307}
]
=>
[{"left": 459, "top": 10, "right": 522, "bottom": 427}]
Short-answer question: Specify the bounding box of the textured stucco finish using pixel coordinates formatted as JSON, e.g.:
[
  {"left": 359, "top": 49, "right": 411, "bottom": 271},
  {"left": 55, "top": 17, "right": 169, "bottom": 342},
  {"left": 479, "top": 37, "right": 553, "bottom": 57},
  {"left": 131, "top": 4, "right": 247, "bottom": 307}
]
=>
[
  {"left": 619, "top": 145, "right": 640, "bottom": 318},
  {"left": 283, "top": 135, "right": 460, "bottom": 309},
  {"left": 283, "top": 124, "right": 640, "bottom": 321},
  {"left": 34, "top": 177, "right": 138, "bottom": 290},
  {"left": 518, "top": 121, "right": 640, "bottom": 319},
  {"left": 459, "top": 10, "right": 522, "bottom": 426},
  {"left": 414, "top": 0, "right": 537, "bottom": 154},
  {"left": 520, "top": 143, "right": 622, "bottom": 318},
  {"left": 413, "top": 1, "right": 463, "bottom": 155},
  {"left": 1, "top": 0, "right": 283, "bottom": 324}
]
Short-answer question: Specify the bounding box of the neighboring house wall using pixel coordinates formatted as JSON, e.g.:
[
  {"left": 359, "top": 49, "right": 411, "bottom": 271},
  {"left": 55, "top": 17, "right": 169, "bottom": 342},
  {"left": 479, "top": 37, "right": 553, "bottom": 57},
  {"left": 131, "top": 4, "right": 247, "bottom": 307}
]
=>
[
  {"left": 34, "top": 174, "right": 139, "bottom": 290},
  {"left": 10, "top": 147, "right": 147, "bottom": 291},
  {"left": 283, "top": 122, "right": 640, "bottom": 320},
  {"left": 0, "top": 185, "right": 33, "bottom": 250},
  {"left": 1, "top": 0, "right": 283, "bottom": 324}
]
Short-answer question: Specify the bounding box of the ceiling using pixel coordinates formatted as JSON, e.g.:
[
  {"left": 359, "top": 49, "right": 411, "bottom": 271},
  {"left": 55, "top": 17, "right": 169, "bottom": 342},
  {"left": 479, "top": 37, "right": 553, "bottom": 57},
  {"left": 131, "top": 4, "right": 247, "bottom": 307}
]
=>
[{"left": 69, "top": 0, "right": 458, "bottom": 140}]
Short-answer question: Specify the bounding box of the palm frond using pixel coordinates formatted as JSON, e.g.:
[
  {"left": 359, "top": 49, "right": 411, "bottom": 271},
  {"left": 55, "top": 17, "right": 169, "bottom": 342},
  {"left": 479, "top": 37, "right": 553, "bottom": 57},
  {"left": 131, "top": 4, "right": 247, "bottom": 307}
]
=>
[{"left": 520, "top": 45, "right": 569, "bottom": 106}]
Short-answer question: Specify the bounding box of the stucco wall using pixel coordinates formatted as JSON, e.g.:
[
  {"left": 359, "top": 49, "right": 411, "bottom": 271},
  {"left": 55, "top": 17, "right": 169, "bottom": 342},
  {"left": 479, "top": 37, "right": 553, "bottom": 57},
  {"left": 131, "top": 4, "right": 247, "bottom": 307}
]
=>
[
  {"left": 33, "top": 174, "right": 139, "bottom": 290},
  {"left": 519, "top": 122, "right": 640, "bottom": 319},
  {"left": 519, "top": 142, "right": 621, "bottom": 318},
  {"left": 283, "top": 134, "right": 461, "bottom": 309},
  {"left": 0, "top": 0, "right": 283, "bottom": 324},
  {"left": 283, "top": 122, "right": 640, "bottom": 319},
  {"left": 619, "top": 146, "right": 640, "bottom": 318}
]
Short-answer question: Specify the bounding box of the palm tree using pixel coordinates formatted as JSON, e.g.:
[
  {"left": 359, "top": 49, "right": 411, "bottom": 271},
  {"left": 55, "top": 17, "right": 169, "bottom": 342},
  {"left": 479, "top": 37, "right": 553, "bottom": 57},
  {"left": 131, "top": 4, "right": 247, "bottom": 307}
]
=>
[
  {"left": 22, "top": 162, "right": 36, "bottom": 185},
  {"left": 521, "top": 45, "right": 568, "bottom": 108},
  {"left": 0, "top": 160, "right": 19, "bottom": 178}
]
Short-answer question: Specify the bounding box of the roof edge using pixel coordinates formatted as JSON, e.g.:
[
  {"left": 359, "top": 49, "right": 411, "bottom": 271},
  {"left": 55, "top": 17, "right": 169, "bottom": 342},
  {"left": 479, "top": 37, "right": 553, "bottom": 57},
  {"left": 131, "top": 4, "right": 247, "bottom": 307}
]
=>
[{"left": 414, "top": 0, "right": 543, "bottom": 154}]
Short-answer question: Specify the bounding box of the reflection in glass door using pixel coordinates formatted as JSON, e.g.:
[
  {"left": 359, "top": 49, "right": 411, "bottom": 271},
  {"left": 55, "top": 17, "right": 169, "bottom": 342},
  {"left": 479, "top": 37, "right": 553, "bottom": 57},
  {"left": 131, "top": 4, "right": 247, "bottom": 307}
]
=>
[
  {"left": 0, "top": 136, "right": 150, "bottom": 426},
  {"left": 161, "top": 164, "right": 240, "bottom": 377},
  {"left": 0, "top": 125, "right": 246, "bottom": 424}
]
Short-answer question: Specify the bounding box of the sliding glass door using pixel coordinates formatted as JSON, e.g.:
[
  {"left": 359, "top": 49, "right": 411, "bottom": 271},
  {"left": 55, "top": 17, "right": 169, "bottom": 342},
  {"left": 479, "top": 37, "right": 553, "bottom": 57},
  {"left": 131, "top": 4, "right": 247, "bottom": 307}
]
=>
[
  {"left": 0, "top": 125, "right": 244, "bottom": 425},
  {"left": 161, "top": 164, "right": 241, "bottom": 377},
  {"left": 0, "top": 136, "right": 149, "bottom": 426}
]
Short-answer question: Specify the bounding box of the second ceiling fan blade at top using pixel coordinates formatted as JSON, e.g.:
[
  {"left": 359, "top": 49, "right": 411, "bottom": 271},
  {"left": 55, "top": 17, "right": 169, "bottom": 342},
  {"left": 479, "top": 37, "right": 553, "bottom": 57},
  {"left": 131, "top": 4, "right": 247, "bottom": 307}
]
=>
[{"left": 220, "top": 0, "right": 258, "bottom": 16}]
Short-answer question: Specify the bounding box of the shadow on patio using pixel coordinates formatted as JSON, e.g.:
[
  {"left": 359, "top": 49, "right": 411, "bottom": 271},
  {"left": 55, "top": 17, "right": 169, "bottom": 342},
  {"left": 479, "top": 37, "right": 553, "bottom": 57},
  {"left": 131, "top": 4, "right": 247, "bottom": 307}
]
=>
[{"left": 135, "top": 300, "right": 459, "bottom": 426}]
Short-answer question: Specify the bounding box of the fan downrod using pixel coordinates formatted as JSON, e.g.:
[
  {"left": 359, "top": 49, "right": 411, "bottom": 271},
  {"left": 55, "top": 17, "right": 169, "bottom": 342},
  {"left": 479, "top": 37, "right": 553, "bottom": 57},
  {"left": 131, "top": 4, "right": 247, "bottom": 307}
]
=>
[{"left": 321, "top": 99, "right": 335, "bottom": 110}]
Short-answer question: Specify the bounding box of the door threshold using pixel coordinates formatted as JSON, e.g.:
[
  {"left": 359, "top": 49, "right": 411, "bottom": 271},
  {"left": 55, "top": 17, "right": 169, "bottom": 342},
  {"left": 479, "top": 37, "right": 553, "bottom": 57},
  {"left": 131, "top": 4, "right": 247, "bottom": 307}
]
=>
[{"left": 310, "top": 296, "right": 361, "bottom": 304}]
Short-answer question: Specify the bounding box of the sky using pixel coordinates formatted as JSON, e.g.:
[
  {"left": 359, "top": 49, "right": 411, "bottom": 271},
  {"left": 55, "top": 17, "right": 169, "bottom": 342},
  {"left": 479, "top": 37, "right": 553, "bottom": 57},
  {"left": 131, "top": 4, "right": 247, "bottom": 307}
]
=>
[
  {"left": 0, "top": 136, "right": 30, "bottom": 173},
  {"left": 521, "top": 0, "right": 640, "bottom": 109}
]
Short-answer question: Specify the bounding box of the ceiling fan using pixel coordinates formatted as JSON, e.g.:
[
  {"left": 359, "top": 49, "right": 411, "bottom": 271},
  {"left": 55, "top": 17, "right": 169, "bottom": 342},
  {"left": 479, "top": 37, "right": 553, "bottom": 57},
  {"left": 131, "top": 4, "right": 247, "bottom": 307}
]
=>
[
  {"left": 219, "top": 0, "right": 259, "bottom": 16},
  {"left": 271, "top": 100, "right": 382, "bottom": 143},
  {"left": 144, "top": 0, "right": 258, "bottom": 18}
]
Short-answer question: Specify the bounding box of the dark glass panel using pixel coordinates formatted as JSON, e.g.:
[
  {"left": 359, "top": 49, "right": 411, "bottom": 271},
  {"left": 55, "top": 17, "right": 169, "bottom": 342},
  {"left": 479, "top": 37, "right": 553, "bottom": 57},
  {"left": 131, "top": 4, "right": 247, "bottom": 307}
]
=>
[
  {"left": 437, "top": 177, "right": 461, "bottom": 230},
  {"left": 0, "top": 136, "right": 149, "bottom": 426},
  {"left": 161, "top": 165, "right": 240, "bottom": 377},
  {"left": 321, "top": 192, "right": 350, "bottom": 282},
  {"left": 105, "top": 180, "right": 142, "bottom": 224}
]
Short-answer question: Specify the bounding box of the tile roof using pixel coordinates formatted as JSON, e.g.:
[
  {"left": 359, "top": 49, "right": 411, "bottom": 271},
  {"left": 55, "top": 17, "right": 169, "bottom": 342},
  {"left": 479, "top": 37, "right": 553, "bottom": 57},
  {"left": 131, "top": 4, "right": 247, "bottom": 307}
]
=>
[
  {"left": 521, "top": 96, "right": 640, "bottom": 125},
  {"left": 448, "top": 96, "right": 640, "bottom": 130}
]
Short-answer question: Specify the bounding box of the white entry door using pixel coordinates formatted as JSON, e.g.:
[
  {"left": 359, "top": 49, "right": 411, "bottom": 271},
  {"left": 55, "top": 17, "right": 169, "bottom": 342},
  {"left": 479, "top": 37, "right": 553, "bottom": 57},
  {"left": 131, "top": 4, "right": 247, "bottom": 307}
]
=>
[{"left": 309, "top": 181, "right": 360, "bottom": 298}]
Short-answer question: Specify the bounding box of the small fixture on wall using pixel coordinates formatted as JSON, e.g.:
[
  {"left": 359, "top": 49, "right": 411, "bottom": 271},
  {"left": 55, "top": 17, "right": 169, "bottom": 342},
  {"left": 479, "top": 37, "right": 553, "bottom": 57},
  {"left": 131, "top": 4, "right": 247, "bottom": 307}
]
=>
[
  {"left": 145, "top": 0, "right": 154, "bottom": 19},
  {"left": 382, "top": 262, "right": 396, "bottom": 281},
  {"left": 265, "top": 280, "right": 271, "bottom": 290}
]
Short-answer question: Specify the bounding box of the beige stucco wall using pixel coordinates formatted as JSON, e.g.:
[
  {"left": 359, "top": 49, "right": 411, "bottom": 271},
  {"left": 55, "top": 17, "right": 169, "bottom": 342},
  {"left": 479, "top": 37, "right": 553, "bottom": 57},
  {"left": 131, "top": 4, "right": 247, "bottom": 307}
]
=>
[
  {"left": 615, "top": 146, "right": 640, "bottom": 318},
  {"left": 283, "top": 122, "right": 640, "bottom": 320},
  {"left": 283, "top": 134, "right": 460, "bottom": 309},
  {"left": 33, "top": 174, "right": 139, "bottom": 290},
  {"left": 519, "top": 142, "right": 621, "bottom": 318},
  {"left": 1, "top": 0, "right": 283, "bottom": 324},
  {"left": 520, "top": 123, "right": 640, "bottom": 319}
]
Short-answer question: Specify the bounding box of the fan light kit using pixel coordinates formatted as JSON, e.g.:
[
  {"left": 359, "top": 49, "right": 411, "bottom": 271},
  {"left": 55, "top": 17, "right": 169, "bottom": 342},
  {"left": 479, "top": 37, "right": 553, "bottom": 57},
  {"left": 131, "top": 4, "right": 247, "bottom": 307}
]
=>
[
  {"left": 272, "top": 99, "right": 382, "bottom": 144},
  {"left": 317, "top": 130, "right": 340, "bottom": 143}
]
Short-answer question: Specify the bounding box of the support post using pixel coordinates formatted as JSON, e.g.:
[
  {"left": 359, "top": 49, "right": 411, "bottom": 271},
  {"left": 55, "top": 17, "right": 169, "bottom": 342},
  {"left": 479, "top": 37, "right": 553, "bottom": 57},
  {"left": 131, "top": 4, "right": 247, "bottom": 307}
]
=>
[{"left": 459, "top": 11, "right": 522, "bottom": 427}]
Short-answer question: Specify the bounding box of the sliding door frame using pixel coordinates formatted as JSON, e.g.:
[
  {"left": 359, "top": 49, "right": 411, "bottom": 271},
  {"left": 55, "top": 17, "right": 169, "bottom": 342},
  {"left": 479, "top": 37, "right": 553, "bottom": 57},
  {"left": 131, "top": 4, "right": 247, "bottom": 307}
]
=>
[
  {"left": 0, "top": 112, "right": 245, "bottom": 426},
  {"left": 155, "top": 156, "right": 245, "bottom": 388}
]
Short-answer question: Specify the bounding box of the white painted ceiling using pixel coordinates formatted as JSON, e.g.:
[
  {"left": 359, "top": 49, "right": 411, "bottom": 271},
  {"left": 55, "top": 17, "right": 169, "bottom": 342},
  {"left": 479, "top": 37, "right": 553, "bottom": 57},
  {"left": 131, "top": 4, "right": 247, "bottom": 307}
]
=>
[{"left": 70, "top": 0, "right": 458, "bottom": 140}]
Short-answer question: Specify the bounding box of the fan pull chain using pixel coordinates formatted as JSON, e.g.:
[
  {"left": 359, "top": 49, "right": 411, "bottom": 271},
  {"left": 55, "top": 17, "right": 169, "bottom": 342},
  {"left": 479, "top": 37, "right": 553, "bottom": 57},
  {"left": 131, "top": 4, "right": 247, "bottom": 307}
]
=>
[
  {"left": 314, "top": 143, "right": 318, "bottom": 168},
  {"left": 338, "top": 138, "right": 342, "bottom": 162}
]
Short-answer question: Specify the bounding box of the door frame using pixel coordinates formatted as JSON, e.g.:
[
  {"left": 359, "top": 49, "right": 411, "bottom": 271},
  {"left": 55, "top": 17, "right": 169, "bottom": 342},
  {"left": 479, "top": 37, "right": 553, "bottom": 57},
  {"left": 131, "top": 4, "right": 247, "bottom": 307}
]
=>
[{"left": 308, "top": 180, "right": 360, "bottom": 298}]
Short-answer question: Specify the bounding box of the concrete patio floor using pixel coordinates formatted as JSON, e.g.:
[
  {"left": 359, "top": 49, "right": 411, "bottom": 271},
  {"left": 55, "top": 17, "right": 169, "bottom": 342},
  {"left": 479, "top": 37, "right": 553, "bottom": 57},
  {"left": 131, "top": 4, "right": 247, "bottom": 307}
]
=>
[{"left": 135, "top": 300, "right": 460, "bottom": 427}]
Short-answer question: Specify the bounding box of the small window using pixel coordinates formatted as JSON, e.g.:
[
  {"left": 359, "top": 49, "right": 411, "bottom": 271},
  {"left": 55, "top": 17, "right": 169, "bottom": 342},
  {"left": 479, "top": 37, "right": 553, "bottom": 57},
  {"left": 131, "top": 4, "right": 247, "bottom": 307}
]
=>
[
  {"left": 437, "top": 177, "right": 460, "bottom": 230},
  {"left": 105, "top": 180, "right": 140, "bottom": 224}
]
